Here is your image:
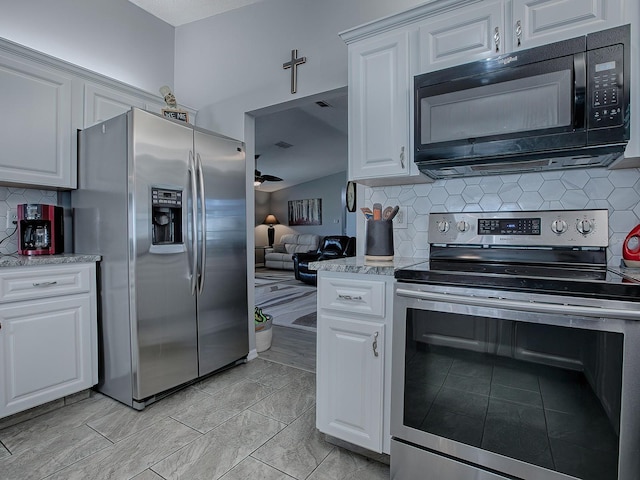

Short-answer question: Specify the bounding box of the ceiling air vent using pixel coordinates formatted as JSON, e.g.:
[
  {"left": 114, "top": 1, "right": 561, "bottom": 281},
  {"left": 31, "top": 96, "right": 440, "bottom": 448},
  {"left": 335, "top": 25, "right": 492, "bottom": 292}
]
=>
[{"left": 274, "top": 141, "right": 293, "bottom": 149}]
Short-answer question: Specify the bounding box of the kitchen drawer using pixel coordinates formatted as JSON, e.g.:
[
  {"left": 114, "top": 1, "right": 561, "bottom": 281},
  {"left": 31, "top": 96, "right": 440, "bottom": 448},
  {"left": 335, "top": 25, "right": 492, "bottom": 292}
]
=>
[
  {"left": 319, "top": 276, "right": 385, "bottom": 318},
  {"left": 0, "top": 264, "right": 92, "bottom": 303}
]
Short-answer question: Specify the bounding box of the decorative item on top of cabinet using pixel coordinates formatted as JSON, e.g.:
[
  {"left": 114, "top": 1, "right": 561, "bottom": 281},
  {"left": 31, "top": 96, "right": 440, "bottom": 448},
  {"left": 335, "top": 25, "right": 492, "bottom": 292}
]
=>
[{"left": 84, "top": 83, "right": 195, "bottom": 128}]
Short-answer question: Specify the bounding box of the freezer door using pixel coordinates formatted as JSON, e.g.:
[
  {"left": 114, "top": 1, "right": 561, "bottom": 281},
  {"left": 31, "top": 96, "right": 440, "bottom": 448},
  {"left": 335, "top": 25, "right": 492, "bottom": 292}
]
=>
[
  {"left": 194, "top": 129, "right": 248, "bottom": 375},
  {"left": 131, "top": 109, "right": 198, "bottom": 400}
]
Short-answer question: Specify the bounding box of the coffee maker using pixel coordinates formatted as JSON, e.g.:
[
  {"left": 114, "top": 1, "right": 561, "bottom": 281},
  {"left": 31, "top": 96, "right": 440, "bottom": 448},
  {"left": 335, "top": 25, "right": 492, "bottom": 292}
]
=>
[{"left": 17, "top": 204, "right": 64, "bottom": 255}]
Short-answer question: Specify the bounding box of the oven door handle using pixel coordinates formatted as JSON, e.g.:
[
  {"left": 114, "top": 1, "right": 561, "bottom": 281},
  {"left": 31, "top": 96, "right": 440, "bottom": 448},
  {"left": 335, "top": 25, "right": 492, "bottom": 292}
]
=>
[{"left": 396, "top": 288, "right": 640, "bottom": 321}]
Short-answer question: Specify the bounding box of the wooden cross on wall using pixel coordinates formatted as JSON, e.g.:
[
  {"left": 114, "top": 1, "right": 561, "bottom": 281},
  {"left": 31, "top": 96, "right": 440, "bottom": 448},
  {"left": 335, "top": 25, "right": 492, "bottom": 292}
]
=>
[{"left": 283, "top": 49, "right": 306, "bottom": 94}]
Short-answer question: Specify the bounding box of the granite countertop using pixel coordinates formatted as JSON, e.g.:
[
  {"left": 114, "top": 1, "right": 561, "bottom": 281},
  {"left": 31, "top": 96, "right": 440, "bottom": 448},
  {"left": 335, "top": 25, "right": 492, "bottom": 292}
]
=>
[
  {"left": 309, "top": 256, "right": 428, "bottom": 276},
  {"left": 0, "top": 253, "right": 101, "bottom": 268},
  {"left": 616, "top": 266, "right": 640, "bottom": 283}
]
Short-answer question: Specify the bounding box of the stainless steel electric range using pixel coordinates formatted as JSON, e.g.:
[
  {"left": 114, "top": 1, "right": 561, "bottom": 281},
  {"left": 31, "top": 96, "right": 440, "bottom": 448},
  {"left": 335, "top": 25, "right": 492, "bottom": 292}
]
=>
[{"left": 391, "top": 210, "right": 640, "bottom": 480}]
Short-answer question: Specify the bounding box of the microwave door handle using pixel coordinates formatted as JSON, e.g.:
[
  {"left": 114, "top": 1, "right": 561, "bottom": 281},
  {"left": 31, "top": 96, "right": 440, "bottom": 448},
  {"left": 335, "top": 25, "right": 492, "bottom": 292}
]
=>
[{"left": 573, "top": 52, "right": 586, "bottom": 130}]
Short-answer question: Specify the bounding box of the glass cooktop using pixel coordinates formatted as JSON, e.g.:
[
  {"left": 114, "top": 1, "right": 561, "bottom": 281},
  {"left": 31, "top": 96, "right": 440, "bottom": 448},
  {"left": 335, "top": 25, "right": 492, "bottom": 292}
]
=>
[{"left": 395, "top": 260, "right": 640, "bottom": 303}]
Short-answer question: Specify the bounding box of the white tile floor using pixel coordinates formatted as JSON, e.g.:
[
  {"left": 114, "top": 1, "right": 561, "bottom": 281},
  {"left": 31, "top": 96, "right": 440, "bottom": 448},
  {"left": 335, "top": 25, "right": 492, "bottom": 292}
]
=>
[{"left": 0, "top": 328, "right": 389, "bottom": 480}]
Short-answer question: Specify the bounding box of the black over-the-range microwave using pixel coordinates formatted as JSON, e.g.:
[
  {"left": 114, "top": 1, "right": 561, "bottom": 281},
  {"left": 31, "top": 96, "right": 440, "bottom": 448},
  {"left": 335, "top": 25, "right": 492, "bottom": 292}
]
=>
[{"left": 414, "top": 24, "right": 630, "bottom": 179}]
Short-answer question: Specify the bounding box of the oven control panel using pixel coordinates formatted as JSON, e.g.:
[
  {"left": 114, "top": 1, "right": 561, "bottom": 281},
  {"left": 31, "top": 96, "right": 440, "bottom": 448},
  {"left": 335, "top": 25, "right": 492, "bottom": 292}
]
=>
[{"left": 429, "top": 210, "right": 608, "bottom": 247}]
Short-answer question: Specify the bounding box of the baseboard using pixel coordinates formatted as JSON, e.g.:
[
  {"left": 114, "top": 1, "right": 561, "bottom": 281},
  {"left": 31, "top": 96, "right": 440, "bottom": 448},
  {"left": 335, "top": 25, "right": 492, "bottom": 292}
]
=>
[{"left": 247, "top": 348, "right": 259, "bottom": 361}]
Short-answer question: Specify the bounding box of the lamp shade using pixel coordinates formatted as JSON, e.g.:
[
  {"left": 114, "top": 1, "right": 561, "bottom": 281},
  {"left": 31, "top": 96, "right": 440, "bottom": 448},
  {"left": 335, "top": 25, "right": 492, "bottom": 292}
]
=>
[{"left": 263, "top": 214, "right": 279, "bottom": 225}]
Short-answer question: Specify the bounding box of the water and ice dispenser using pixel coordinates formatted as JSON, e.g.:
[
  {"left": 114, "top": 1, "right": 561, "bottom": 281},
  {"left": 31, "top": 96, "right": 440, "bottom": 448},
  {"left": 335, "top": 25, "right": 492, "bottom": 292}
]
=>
[{"left": 151, "top": 187, "right": 184, "bottom": 253}]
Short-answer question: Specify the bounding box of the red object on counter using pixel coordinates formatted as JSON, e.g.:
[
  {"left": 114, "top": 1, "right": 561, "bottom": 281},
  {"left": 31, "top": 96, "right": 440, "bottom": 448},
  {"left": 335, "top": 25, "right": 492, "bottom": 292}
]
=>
[
  {"left": 623, "top": 224, "right": 640, "bottom": 267},
  {"left": 17, "top": 204, "right": 64, "bottom": 255}
]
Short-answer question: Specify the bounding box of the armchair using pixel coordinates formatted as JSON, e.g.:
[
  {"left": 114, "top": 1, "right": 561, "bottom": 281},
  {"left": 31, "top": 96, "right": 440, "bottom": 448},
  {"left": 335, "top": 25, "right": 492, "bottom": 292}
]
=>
[{"left": 293, "top": 235, "right": 356, "bottom": 285}]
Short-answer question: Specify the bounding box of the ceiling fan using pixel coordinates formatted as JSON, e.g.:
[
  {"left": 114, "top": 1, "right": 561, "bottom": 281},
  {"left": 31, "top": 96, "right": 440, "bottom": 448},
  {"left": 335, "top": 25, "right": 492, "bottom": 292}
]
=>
[{"left": 254, "top": 155, "right": 283, "bottom": 186}]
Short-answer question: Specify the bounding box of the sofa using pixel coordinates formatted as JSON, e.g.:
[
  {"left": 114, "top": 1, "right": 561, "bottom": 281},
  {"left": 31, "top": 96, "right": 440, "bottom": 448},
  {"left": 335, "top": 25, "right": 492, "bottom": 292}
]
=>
[
  {"left": 293, "top": 236, "right": 356, "bottom": 285},
  {"left": 264, "top": 233, "right": 320, "bottom": 270}
]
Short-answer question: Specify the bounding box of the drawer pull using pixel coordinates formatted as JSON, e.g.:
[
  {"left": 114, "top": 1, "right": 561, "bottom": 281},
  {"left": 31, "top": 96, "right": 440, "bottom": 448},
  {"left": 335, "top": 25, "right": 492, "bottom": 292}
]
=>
[
  {"left": 337, "top": 294, "right": 363, "bottom": 301},
  {"left": 372, "top": 331, "right": 379, "bottom": 357},
  {"left": 32, "top": 281, "right": 58, "bottom": 287}
]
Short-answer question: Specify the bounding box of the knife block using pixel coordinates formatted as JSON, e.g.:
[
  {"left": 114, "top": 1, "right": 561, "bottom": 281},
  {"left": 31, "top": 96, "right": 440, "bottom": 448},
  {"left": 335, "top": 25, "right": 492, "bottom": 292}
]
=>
[{"left": 365, "top": 219, "right": 394, "bottom": 261}]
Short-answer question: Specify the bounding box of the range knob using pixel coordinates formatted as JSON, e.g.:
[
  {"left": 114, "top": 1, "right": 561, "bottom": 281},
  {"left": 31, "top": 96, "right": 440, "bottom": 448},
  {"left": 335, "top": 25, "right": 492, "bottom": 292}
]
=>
[
  {"left": 437, "top": 220, "right": 450, "bottom": 233},
  {"left": 576, "top": 219, "right": 593, "bottom": 234},
  {"left": 456, "top": 220, "right": 469, "bottom": 232},
  {"left": 551, "top": 219, "right": 567, "bottom": 234}
]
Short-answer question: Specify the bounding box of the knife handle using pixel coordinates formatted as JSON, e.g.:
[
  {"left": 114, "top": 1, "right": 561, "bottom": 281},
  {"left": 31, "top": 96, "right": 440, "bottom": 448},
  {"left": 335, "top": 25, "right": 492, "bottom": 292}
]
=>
[{"left": 373, "top": 203, "right": 382, "bottom": 221}]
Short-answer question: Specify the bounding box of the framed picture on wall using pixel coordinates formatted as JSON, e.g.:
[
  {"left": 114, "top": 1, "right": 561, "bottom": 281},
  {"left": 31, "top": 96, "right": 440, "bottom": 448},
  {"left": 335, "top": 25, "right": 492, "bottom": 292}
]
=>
[{"left": 288, "top": 198, "right": 322, "bottom": 225}]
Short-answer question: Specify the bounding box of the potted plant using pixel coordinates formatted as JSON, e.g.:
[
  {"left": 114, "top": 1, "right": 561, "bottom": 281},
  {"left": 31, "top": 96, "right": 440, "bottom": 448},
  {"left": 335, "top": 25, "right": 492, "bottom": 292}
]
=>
[{"left": 255, "top": 307, "right": 273, "bottom": 352}]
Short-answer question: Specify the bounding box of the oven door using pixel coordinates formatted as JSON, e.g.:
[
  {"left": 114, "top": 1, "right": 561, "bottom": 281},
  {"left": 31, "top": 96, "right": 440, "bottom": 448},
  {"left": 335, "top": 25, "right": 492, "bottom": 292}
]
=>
[{"left": 391, "top": 282, "right": 640, "bottom": 480}]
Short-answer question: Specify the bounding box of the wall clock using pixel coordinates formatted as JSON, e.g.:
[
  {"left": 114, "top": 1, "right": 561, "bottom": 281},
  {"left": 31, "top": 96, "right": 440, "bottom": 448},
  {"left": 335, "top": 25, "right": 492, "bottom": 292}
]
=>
[{"left": 346, "top": 181, "right": 356, "bottom": 212}]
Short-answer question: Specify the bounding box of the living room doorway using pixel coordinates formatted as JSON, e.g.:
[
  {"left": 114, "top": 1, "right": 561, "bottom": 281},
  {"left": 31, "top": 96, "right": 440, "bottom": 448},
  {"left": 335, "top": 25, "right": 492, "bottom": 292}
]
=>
[{"left": 250, "top": 87, "right": 352, "bottom": 370}]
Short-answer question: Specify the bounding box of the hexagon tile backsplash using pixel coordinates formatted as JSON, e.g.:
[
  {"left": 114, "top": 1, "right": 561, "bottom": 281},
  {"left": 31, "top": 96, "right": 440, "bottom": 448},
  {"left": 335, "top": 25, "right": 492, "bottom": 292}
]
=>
[
  {"left": 365, "top": 167, "right": 640, "bottom": 268},
  {"left": 0, "top": 187, "right": 58, "bottom": 255}
]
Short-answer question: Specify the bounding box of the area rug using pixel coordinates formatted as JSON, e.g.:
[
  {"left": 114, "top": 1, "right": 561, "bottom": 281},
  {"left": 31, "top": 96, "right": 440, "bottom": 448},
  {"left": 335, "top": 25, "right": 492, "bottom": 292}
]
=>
[
  {"left": 254, "top": 269, "right": 296, "bottom": 287},
  {"left": 255, "top": 270, "right": 317, "bottom": 331}
]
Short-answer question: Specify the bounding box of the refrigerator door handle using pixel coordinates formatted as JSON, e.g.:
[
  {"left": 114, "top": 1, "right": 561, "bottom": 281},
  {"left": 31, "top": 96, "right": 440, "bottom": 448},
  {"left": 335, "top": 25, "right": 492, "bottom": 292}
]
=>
[
  {"left": 196, "top": 152, "right": 207, "bottom": 294},
  {"left": 189, "top": 150, "right": 198, "bottom": 295}
]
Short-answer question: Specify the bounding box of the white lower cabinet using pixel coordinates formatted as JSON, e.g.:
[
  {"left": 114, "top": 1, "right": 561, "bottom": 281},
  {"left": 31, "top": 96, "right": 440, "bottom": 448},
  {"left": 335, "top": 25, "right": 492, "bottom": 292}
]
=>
[
  {"left": 316, "top": 271, "right": 393, "bottom": 454},
  {"left": 0, "top": 263, "right": 98, "bottom": 419}
]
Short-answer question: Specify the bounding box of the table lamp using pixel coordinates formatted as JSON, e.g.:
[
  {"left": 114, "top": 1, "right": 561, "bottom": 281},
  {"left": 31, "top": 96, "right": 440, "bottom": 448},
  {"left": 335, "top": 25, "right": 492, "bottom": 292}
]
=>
[{"left": 263, "top": 214, "right": 279, "bottom": 247}]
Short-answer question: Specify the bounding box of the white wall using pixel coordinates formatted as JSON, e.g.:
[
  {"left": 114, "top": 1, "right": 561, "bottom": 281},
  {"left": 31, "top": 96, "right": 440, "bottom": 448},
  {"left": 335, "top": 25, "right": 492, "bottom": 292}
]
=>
[
  {"left": 175, "top": 0, "right": 426, "bottom": 139},
  {"left": 0, "top": 0, "right": 174, "bottom": 94}
]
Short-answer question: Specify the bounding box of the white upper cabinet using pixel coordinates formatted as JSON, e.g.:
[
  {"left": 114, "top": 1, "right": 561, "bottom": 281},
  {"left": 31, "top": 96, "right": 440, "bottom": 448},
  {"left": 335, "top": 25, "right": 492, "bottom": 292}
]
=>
[
  {"left": 347, "top": 29, "right": 414, "bottom": 183},
  {"left": 84, "top": 83, "right": 147, "bottom": 127},
  {"left": 418, "top": 0, "right": 505, "bottom": 73},
  {"left": 84, "top": 83, "right": 196, "bottom": 128},
  {"left": 0, "top": 50, "right": 78, "bottom": 189},
  {"left": 510, "top": 0, "right": 623, "bottom": 50},
  {"left": 342, "top": 0, "right": 633, "bottom": 183},
  {"left": 418, "top": 0, "right": 623, "bottom": 73},
  {"left": 1, "top": 38, "right": 197, "bottom": 190}
]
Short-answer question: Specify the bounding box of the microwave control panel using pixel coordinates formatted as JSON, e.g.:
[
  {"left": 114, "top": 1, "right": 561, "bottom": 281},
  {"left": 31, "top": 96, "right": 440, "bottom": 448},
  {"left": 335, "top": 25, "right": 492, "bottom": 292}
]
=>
[{"left": 588, "top": 44, "right": 624, "bottom": 128}]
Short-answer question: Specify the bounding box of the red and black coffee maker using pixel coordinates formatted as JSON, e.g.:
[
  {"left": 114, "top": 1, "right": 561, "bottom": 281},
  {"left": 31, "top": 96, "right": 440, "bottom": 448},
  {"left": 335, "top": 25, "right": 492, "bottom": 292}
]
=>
[{"left": 17, "top": 204, "right": 64, "bottom": 255}]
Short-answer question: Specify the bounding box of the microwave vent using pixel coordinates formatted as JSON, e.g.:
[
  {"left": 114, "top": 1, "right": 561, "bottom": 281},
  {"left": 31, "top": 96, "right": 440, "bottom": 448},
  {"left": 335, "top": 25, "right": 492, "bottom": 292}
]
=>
[{"left": 471, "top": 159, "right": 551, "bottom": 173}]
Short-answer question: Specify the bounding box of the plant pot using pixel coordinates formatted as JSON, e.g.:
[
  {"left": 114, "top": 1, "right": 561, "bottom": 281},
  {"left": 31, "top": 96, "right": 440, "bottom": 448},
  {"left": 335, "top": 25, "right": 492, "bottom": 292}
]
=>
[{"left": 255, "top": 314, "right": 273, "bottom": 353}]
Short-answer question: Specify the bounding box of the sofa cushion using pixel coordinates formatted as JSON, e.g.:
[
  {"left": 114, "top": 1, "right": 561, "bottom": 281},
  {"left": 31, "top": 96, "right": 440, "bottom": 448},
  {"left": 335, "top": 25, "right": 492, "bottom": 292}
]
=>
[
  {"left": 285, "top": 243, "right": 298, "bottom": 253},
  {"left": 279, "top": 233, "right": 298, "bottom": 245},
  {"left": 265, "top": 233, "right": 320, "bottom": 270},
  {"left": 297, "top": 234, "right": 320, "bottom": 248}
]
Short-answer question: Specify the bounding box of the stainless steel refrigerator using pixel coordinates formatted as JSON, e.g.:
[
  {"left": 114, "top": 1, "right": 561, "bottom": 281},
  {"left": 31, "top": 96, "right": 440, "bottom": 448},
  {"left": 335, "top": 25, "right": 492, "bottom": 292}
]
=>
[{"left": 72, "top": 108, "right": 248, "bottom": 409}]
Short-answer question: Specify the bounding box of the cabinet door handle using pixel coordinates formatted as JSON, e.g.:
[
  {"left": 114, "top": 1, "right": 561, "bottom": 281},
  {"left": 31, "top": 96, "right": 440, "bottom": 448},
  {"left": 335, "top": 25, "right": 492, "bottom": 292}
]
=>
[
  {"left": 494, "top": 27, "right": 500, "bottom": 52},
  {"left": 337, "top": 294, "right": 362, "bottom": 301},
  {"left": 372, "top": 331, "right": 379, "bottom": 357},
  {"left": 400, "top": 146, "right": 405, "bottom": 169},
  {"left": 515, "top": 20, "right": 522, "bottom": 47},
  {"left": 32, "top": 281, "right": 58, "bottom": 287}
]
